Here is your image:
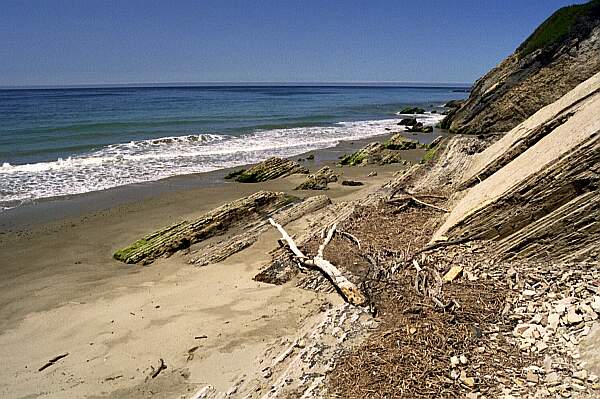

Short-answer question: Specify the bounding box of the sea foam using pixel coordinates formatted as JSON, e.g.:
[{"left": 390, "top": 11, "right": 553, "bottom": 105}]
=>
[{"left": 0, "top": 113, "right": 441, "bottom": 207}]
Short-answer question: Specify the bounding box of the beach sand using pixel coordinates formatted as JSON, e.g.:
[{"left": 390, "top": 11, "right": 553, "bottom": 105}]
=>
[{"left": 0, "top": 135, "right": 427, "bottom": 398}]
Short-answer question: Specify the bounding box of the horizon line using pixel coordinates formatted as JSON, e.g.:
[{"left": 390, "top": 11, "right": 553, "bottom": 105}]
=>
[{"left": 0, "top": 80, "right": 473, "bottom": 90}]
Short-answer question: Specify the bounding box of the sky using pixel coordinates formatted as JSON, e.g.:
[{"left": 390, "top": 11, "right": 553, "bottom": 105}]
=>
[{"left": 0, "top": 0, "right": 587, "bottom": 86}]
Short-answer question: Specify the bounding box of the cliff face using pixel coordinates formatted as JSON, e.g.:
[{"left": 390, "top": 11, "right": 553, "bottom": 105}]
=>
[
  {"left": 442, "top": 0, "right": 600, "bottom": 134},
  {"left": 434, "top": 72, "right": 600, "bottom": 262}
]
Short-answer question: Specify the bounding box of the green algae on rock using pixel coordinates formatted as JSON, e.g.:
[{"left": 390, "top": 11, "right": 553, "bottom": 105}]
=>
[
  {"left": 295, "top": 166, "right": 339, "bottom": 190},
  {"left": 235, "top": 157, "right": 308, "bottom": 183},
  {"left": 113, "top": 191, "right": 298, "bottom": 264}
]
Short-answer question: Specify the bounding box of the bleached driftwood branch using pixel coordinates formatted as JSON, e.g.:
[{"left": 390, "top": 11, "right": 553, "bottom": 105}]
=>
[{"left": 268, "top": 218, "right": 366, "bottom": 306}]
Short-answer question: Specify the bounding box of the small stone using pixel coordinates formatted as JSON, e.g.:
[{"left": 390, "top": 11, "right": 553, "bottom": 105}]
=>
[
  {"left": 450, "top": 356, "right": 460, "bottom": 368},
  {"left": 548, "top": 313, "right": 560, "bottom": 329},
  {"left": 526, "top": 370, "right": 539, "bottom": 383},
  {"left": 459, "top": 355, "right": 468, "bottom": 364},
  {"left": 555, "top": 304, "right": 567, "bottom": 314},
  {"left": 588, "top": 374, "right": 599, "bottom": 383},
  {"left": 523, "top": 289, "right": 536, "bottom": 297},
  {"left": 531, "top": 314, "right": 543, "bottom": 324},
  {"left": 590, "top": 296, "right": 600, "bottom": 312},
  {"left": 459, "top": 371, "right": 475, "bottom": 388},
  {"left": 514, "top": 324, "right": 531, "bottom": 337},
  {"left": 559, "top": 388, "right": 571, "bottom": 397},
  {"left": 573, "top": 370, "right": 588, "bottom": 381},
  {"left": 571, "top": 383, "right": 586, "bottom": 392},
  {"left": 536, "top": 341, "right": 548, "bottom": 352},
  {"left": 566, "top": 310, "right": 583, "bottom": 325},
  {"left": 546, "top": 372, "right": 561, "bottom": 386},
  {"left": 443, "top": 266, "right": 463, "bottom": 283},
  {"left": 466, "top": 393, "right": 479, "bottom": 399},
  {"left": 296, "top": 339, "right": 306, "bottom": 349}
]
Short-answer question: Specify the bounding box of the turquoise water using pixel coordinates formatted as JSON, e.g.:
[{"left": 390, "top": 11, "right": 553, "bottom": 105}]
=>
[{"left": 0, "top": 85, "right": 467, "bottom": 207}]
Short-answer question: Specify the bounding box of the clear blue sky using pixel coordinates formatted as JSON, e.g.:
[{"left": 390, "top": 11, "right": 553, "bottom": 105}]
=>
[{"left": 0, "top": 0, "right": 585, "bottom": 86}]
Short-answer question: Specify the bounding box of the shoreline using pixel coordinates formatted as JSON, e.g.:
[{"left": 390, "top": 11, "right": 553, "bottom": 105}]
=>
[
  {"left": 0, "top": 129, "right": 440, "bottom": 232},
  {"left": 0, "top": 134, "right": 423, "bottom": 397}
]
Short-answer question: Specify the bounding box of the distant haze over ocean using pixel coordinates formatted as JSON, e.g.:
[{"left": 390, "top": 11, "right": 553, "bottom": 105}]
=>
[{"left": 0, "top": 85, "right": 468, "bottom": 208}]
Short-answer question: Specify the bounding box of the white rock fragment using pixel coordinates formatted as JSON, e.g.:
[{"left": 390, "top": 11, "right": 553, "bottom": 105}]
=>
[
  {"left": 573, "top": 369, "right": 588, "bottom": 381},
  {"left": 450, "top": 355, "right": 460, "bottom": 368},
  {"left": 566, "top": 309, "right": 583, "bottom": 325}
]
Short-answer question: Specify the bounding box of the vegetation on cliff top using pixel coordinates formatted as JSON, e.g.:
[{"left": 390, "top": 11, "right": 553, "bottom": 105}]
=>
[{"left": 518, "top": 0, "right": 600, "bottom": 56}]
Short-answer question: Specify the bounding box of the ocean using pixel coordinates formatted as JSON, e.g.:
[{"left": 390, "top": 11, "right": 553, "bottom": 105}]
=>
[{"left": 0, "top": 85, "right": 468, "bottom": 209}]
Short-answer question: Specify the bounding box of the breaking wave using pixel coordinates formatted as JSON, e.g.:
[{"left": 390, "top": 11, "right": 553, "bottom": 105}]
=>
[{"left": 0, "top": 113, "right": 440, "bottom": 206}]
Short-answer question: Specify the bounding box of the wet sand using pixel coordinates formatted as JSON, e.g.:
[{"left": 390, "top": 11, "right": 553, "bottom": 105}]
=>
[{"left": 0, "top": 133, "right": 428, "bottom": 398}]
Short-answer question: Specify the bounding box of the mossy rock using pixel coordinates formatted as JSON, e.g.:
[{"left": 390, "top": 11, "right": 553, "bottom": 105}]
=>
[
  {"left": 114, "top": 191, "right": 296, "bottom": 264},
  {"left": 397, "top": 117, "right": 418, "bottom": 126},
  {"left": 399, "top": 107, "right": 425, "bottom": 114},
  {"left": 294, "top": 166, "right": 339, "bottom": 190},
  {"left": 383, "top": 134, "right": 418, "bottom": 150},
  {"left": 338, "top": 142, "right": 385, "bottom": 166},
  {"left": 224, "top": 169, "right": 246, "bottom": 180},
  {"left": 236, "top": 157, "right": 308, "bottom": 183}
]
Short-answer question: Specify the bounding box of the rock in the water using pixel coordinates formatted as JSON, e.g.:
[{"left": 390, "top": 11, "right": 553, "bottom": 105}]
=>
[
  {"left": 444, "top": 99, "right": 464, "bottom": 108},
  {"left": 399, "top": 106, "right": 425, "bottom": 114},
  {"left": 236, "top": 157, "right": 308, "bottom": 182},
  {"left": 383, "top": 134, "right": 418, "bottom": 150},
  {"left": 294, "top": 166, "right": 339, "bottom": 190},
  {"left": 397, "top": 117, "right": 418, "bottom": 126},
  {"left": 341, "top": 180, "right": 364, "bottom": 186}
]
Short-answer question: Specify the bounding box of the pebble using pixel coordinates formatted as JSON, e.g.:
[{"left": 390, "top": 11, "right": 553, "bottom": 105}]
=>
[
  {"left": 459, "top": 371, "right": 475, "bottom": 388},
  {"left": 573, "top": 369, "right": 588, "bottom": 381},
  {"left": 566, "top": 310, "right": 583, "bottom": 325},
  {"left": 526, "top": 370, "right": 539, "bottom": 383},
  {"left": 546, "top": 372, "right": 560, "bottom": 386},
  {"left": 450, "top": 355, "right": 460, "bottom": 368}
]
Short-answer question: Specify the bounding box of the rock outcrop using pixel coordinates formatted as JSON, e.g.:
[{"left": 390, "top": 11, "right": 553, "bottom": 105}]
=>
[
  {"left": 339, "top": 135, "right": 418, "bottom": 166},
  {"left": 383, "top": 133, "right": 419, "bottom": 150},
  {"left": 442, "top": 0, "right": 600, "bottom": 134},
  {"left": 114, "top": 191, "right": 297, "bottom": 264},
  {"left": 234, "top": 157, "right": 308, "bottom": 182},
  {"left": 295, "top": 166, "right": 338, "bottom": 190},
  {"left": 434, "top": 72, "right": 600, "bottom": 262}
]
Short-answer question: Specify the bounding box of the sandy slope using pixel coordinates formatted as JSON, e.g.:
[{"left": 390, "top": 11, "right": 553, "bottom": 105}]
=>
[{"left": 0, "top": 158, "right": 402, "bottom": 398}]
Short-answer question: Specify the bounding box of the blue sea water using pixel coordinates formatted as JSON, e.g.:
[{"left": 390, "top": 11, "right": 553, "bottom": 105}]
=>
[{"left": 0, "top": 85, "right": 467, "bottom": 207}]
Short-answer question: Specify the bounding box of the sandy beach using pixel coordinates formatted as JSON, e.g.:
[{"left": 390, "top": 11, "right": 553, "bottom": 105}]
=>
[{"left": 0, "top": 134, "right": 425, "bottom": 398}]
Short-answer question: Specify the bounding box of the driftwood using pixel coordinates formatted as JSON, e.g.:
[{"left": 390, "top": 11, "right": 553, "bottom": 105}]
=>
[
  {"left": 387, "top": 196, "right": 449, "bottom": 213},
  {"left": 150, "top": 358, "right": 167, "bottom": 379},
  {"left": 39, "top": 353, "right": 69, "bottom": 372},
  {"left": 190, "top": 195, "right": 331, "bottom": 266},
  {"left": 268, "top": 218, "right": 366, "bottom": 306},
  {"left": 114, "top": 191, "right": 296, "bottom": 265}
]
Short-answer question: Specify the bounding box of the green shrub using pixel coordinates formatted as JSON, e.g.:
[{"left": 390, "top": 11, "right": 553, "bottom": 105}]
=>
[{"left": 518, "top": 0, "right": 600, "bottom": 56}]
